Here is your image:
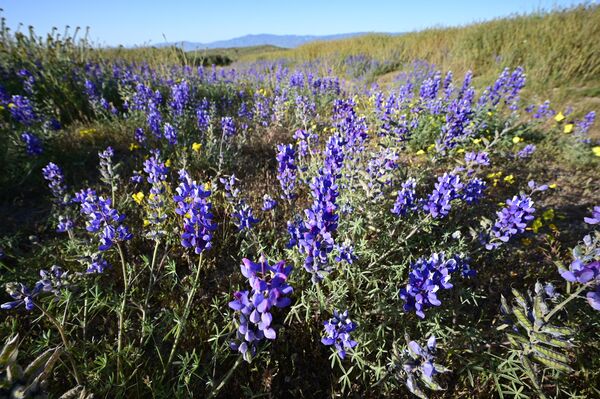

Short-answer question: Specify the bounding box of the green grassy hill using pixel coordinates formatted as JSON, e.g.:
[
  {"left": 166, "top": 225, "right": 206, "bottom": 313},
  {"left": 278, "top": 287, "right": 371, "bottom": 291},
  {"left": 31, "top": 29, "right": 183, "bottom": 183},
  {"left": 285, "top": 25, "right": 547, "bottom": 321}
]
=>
[{"left": 240, "top": 5, "right": 600, "bottom": 104}]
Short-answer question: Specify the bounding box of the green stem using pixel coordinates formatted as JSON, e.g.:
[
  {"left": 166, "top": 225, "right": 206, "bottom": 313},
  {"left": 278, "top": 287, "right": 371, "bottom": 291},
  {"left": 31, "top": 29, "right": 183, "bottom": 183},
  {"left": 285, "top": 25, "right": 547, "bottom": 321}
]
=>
[
  {"left": 206, "top": 356, "right": 243, "bottom": 399},
  {"left": 116, "top": 243, "right": 129, "bottom": 385},
  {"left": 162, "top": 253, "right": 204, "bottom": 378},
  {"left": 36, "top": 304, "right": 82, "bottom": 385},
  {"left": 544, "top": 282, "right": 592, "bottom": 323},
  {"left": 141, "top": 240, "right": 161, "bottom": 341}
]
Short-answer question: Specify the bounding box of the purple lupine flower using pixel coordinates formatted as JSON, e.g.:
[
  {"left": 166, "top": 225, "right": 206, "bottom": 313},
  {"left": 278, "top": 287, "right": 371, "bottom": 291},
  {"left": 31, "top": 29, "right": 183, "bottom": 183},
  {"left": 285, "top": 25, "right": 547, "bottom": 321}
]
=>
[
  {"left": 262, "top": 194, "right": 277, "bottom": 211},
  {"left": 392, "top": 178, "right": 418, "bottom": 217},
  {"left": 286, "top": 216, "right": 307, "bottom": 249},
  {"left": 335, "top": 242, "right": 357, "bottom": 264},
  {"left": 533, "top": 100, "right": 554, "bottom": 119},
  {"left": 422, "top": 173, "right": 464, "bottom": 218},
  {"left": 321, "top": 309, "right": 358, "bottom": 359},
  {"left": 169, "top": 80, "right": 189, "bottom": 116},
  {"left": 146, "top": 103, "right": 162, "bottom": 139},
  {"left": 575, "top": 111, "right": 595, "bottom": 137},
  {"left": 399, "top": 253, "right": 454, "bottom": 318},
  {"left": 587, "top": 286, "right": 600, "bottom": 311},
  {"left": 99, "top": 146, "right": 119, "bottom": 189},
  {"left": 143, "top": 151, "right": 169, "bottom": 239},
  {"left": 276, "top": 144, "right": 298, "bottom": 200},
  {"left": 485, "top": 194, "right": 535, "bottom": 250},
  {"left": 464, "top": 151, "right": 490, "bottom": 166},
  {"left": 74, "top": 188, "right": 132, "bottom": 251},
  {"left": 163, "top": 123, "right": 178, "bottom": 145},
  {"left": 299, "top": 169, "right": 340, "bottom": 282},
  {"left": 38, "top": 266, "right": 69, "bottom": 295},
  {"left": 517, "top": 144, "right": 536, "bottom": 159},
  {"left": 220, "top": 174, "right": 240, "bottom": 202},
  {"left": 42, "top": 162, "right": 68, "bottom": 204},
  {"left": 462, "top": 178, "right": 487, "bottom": 204},
  {"left": 196, "top": 98, "right": 210, "bottom": 132},
  {"left": 1, "top": 282, "right": 43, "bottom": 311},
  {"left": 402, "top": 335, "right": 448, "bottom": 395},
  {"left": 229, "top": 256, "right": 293, "bottom": 362},
  {"left": 87, "top": 255, "right": 110, "bottom": 274},
  {"left": 221, "top": 116, "right": 236, "bottom": 138},
  {"left": 9, "top": 95, "right": 37, "bottom": 125},
  {"left": 584, "top": 206, "right": 600, "bottom": 225},
  {"left": 173, "top": 170, "right": 217, "bottom": 254},
  {"left": 232, "top": 201, "right": 260, "bottom": 231},
  {"left": 20, "top": 132, "right": 43, "bottom": 156},
  {"left": 56, "top": 216, "right": 74, "bottom": 233},
  {"left": 134, "top": 127, "right": 146, "bottom": 143}
]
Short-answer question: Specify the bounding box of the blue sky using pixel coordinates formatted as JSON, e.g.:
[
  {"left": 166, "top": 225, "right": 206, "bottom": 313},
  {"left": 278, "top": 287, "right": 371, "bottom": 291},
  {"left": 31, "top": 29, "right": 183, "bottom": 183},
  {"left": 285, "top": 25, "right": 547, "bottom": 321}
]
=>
[{"left": 1, "top": 0, "right": 592, "bottom": 46}]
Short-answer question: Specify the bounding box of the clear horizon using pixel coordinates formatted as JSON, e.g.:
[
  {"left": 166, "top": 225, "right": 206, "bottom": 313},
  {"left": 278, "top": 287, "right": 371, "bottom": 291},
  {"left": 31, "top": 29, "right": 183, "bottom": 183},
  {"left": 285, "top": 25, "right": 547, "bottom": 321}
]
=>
[{"left": 1, "top": 0, "right": 594, "bottom": 47}]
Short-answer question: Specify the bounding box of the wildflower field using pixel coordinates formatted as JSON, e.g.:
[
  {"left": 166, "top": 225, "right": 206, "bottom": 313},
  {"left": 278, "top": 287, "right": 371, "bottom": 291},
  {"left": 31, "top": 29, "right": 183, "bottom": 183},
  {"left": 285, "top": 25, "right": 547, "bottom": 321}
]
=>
[{"left": 1, "top": 6, "right": 599, "bottom": 399}]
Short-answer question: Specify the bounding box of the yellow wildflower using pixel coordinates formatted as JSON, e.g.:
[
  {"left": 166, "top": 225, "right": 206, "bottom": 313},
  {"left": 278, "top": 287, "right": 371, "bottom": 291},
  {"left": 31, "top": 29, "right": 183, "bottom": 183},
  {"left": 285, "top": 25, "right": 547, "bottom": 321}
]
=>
[
  {"left": 456, "top": 148, "right": 465, "bottom": 154},
  {"left": 512, "top": 136, "right": 522, "bottom": 144},
  {"left": 143, "top": 219, "right": 150, "bottom": 227},
  {"left": 554, "top": 112, "right": 565, "bottom": 122},
  {"left": 8, "top": 103, "right": 16, "bottom": 109},
  {"left": 563, "top": 124, "right": 574, "bottom": 134},
  {"left": 472, "top": 138, "right": 482, "bottom": 144},
  {"left": 165, "top": 159, "right": 172, "bottom": 167},
  {"left": 549, "top": 183, "right": 557, "bottom": 189},
  {"left": 426, "top": 144, "right": 436, "bottom": 152},
  {"left": 531, "top": 218, "right": 543, "bottom": 234},
  {"left": 592, "top": 146, "right": 600, "bottom": 157},
  {"left": 503, "top": 174, "right": 515, "bottom": 184},
  {"left": 416, "top": 149, "right": 426, "bottom": 155},
  {"left": 129, "top": 143, "right": 140, "bottom": 151},
  {"left": 521, "top": 238, "right": 532, "bottom": 246},
  {"left": 548, "top": 223, "right": 558, "bottom": 232},
  {"left": 132, "top": 192, "right": 144, "bottom": 205},
  {"left": 192, "top": 142, "right": 202, "bottom": 152},
  {"left": 204, "top": 181, "right": 212, "bottom": 191},
  {"left": 542, "top": 209, "right": 555, "bottom": 221}
]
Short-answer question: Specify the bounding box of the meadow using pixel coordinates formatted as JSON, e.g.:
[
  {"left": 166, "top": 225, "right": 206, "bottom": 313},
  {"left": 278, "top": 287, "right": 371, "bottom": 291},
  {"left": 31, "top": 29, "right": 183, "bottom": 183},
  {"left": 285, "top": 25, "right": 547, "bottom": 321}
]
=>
[{"left": 0, "top": 5, "right": 599, "bottom": 399}]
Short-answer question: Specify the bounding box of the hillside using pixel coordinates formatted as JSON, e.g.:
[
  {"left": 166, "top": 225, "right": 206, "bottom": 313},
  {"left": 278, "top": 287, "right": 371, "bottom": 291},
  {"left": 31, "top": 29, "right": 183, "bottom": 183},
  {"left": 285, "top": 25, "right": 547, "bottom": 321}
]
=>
[{"left": 239, "top": 5, "right": 600, "bottom": 101}]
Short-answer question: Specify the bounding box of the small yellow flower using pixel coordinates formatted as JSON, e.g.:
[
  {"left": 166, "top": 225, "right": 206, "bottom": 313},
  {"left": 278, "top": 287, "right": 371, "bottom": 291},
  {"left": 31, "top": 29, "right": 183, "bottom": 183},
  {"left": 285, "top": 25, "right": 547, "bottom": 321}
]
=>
[
  {"left": 487, "top": 112, "right": 493, "bottom": 116},
  {"left": 129, "top": 143, "right": 140, "bottom": 151},
  {"left": 192, "top": 142, "right": 202, "bottom": 152},
  {"left": 132, "top": 192, "right": 144, "bottom": 205},
  {"left": 143, "top": 219, "right": 150, "bottom": 227},
  {"left": 456, "top": 148, "right": 465, "bottom": 154},
  {"left": 165, "top": 159, "right": 172, "bottom": 167},
  {"left": 521, "top": 238, "right": 532, "bottom": 246},
  {"left": 512, "top": 136, "right": 522, "bottom": 144},
  {"left": 554, "top": 112, "right": 565, "bottom": 122},
  {"left": 592, "top": 146, "right": 600, "bottom": 157},
  {"left": 8, "top": 103, "right": 16, "bottom": 109},
  {"left": 548, "top": 223, "right": 558, "bottom": 232},
  {"left": 148, "top": 193, "right": 155, "bottom": 201},
  {"left": 503, "top": 174, "right": 515, "bottom": 184},
  {"left": 531, "top": 218, "right": 543, "bottom": 234},
  {"left": 563, "top": 124, "right": 574, "bottom": 134},
  {"left": 472, "top": 138, "right": 482, "bottom": 144},
  {"left": 549, "top": 183, "right": 557, "bottom": 189},
  {"left": 0, "top": 105, "right": 4, "bottom": 111},
  {"left": 204, "top": 181, "right": 212, "bottom": 191},
  {"left": 416, "top": 149, "right": 426, "bottom": 155},
  {"left": 542, "top": 209, "right": 555, "bottom": 221},
  {"left": 426, "top": 144, "right": 436, "bottom": 152}
]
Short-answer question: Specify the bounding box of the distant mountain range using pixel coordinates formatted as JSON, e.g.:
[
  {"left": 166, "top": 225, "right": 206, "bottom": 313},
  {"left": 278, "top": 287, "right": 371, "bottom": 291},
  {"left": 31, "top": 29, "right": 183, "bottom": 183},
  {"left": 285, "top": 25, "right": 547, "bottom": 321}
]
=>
[{"left": 155, "top": 33, "right": 387, "bottom": 51}]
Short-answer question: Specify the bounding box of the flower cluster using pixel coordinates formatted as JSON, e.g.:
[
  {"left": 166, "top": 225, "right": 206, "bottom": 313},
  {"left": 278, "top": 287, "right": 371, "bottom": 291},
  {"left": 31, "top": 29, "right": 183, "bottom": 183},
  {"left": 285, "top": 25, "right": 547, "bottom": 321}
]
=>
[
  {"left": 321, "top": 309, "right": 358, "bottom": 359},
  {"left": 173, "top": 170, "right": 217, "bottom": 254},
  {"left": 261, "top": 194, "right": 277, "bottom": 211},
  {"left": 42, "top": 162, "right": 69, "bottom": 204},
  {"left": 392, "top": 178, "right": 418, "bottom": 217},
  {"left": 229, "top": 256, "right": 293, "bottom": 362},
  {"left": 584, "top": 206, "right": 600, "bottom": 225},
  {"left": 401, "top": 336, "right": 448, "bottom": 397},
  {"left": 74, "top": 188, "right": 132, "bottom": 251},
  {"left": 559, "top": 232, "right": 600, "bottom": 310},
  {"left": 232, "top": 201, "right": 260, "bottom": 231},
  {"left": 422, "top": 173, "right": 464, "bottom": 218},
  {"left": 143, "top": 151, "right": 169, "bottom": 239},
  {"left": 20, "top": 132, "right": 43, "bottom": 156},
  {"left": 485, "top": 194, "right": 535, "bottom": 250},
  {"left": 2, "top": 266, "right": 71, "bottom": 311},
  {"left": 400, "top": 253, "right": 471, "bottom": 318},
  {"left": 276, "top": 144, "right": 298, "bottom": 200}
]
